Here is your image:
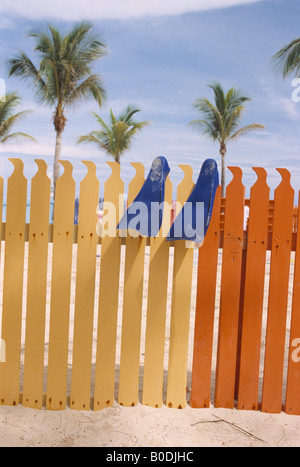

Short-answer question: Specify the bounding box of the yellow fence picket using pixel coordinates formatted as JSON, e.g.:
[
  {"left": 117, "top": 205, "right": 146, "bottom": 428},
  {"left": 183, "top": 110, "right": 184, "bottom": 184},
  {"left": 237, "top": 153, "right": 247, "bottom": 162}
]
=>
[
  {"left": 166, "top": 164, "right": 195, "bottom": 409},
  {"left": 23, "top": 160, "right": 51, "bottom": 409},
  {"left": 94, "top": 162, "right": 124, "bottom": 410},
  {"left": 0, "top": 173, "right": 3, "bottom": 265},
  {"left": 118, "top": 163, "right": 146, "bottom": 407},
  {"left": 46, "top": 161, "right": 75, "bottom": 410},
  {"left": 142, "top": 176, "right": 172, "bottom": 408},
  {"left": 70, "top": 162, "right": 99, "bottom": 410},
  {"left": 0, "top": 159, "right": 27, "bottom": 406},
  {"left": 191, "top": 186, "right": 221, "bottom": 408}
]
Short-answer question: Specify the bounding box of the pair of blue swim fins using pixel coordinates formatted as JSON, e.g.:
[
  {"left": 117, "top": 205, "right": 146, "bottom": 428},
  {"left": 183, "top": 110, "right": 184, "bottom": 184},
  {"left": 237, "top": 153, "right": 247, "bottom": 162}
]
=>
[{"left": 117, "top": 157, "right": 219, "bottom": 243}]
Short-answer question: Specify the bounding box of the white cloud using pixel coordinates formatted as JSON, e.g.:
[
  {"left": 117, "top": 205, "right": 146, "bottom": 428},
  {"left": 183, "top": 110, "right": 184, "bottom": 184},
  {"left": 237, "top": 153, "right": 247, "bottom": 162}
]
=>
[
  {"left": 0, "top": 0, "right": 264, "bottom": 22},
  {"left": 278, "top": 97, "right": 300, "bottom": 121}
]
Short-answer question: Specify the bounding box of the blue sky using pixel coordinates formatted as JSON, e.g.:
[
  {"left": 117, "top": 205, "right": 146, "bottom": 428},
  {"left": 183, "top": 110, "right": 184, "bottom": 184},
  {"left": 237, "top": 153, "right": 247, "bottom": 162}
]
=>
[{"left": 0, "top": 0, "right": 300, "bottom": 199}]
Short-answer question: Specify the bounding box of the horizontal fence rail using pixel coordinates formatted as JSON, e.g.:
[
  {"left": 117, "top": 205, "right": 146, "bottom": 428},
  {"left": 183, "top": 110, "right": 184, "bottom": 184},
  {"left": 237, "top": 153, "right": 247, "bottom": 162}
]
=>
[{"left": 0, "top": 158, "right": 299, "bottom": 414}]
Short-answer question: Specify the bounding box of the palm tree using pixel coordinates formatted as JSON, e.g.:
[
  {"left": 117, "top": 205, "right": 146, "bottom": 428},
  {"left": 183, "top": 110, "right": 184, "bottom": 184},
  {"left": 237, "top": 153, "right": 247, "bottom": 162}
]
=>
[
  {"left": 8, "top": 21, "right": 106, "bottom": 196},
  {"left": 190, "top": 82, "right": 265, "bottom": 197},
  {"left": 272, "top": 37, "right": 300, "bottom": 77},
  {"left": 77, "top": 106, "right": 150, "bottom": 164},
  {"left": 0, "top": 92, "right": 36, "bottom": 144}
]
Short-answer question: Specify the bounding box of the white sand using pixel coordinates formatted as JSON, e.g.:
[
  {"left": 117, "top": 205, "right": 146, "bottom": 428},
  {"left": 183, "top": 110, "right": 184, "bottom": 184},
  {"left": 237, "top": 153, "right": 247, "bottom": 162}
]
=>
[{"left": 1, "top": 244, "right": 300, "bottom": 447}]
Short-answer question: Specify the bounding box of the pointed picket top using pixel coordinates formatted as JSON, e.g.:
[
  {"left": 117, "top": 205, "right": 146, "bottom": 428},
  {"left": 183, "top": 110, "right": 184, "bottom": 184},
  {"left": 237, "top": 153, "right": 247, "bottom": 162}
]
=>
[
  {"left": 227, "top": 166, "right": 244, "bottom": 187},
  {"left": 131, "top": 161, "right": 145, "bottom": 177},
  {"left": 106, "top": 160, "right": 121, "bottom": 182},
  {"left": 9, "top": 157, "right": 24, "bottom": 170},
  {"left": 79, "top": 161, "right": 99, "bottom": 225},
  {"left": 275, "top": 168, "right": 293, "bottom": 193},
  {"left": 272, "top": 168, "right": 294, "bottom": 228},
  {"left": 34, "top": 158, "right": 48, "bottom": 174},
  {"left": 178, "top": 164, "right": 193, "bottom": 178},
  {"left": 128, "top": 162, "right": 145, "bottom": 205},
  {"left": 58, "top": 159, "right": 74, "bottom": 180},
  {"left": 250, "top": 167, "right": 269, "bottom": 210},
  {"left": 177, "top": 164, "right": 194, "bottom": 207},
  {"left": 81, "top": 160, "right": 97, "bottom": 178},
  {"left": 8, "top": 158, "right": 26, "bottom": 182},
  {"left": 252, "top": 167, "right": 268, "bottom": 186},
  {"left": 32, "top": 159, "right": 50, "bottom": 184}
]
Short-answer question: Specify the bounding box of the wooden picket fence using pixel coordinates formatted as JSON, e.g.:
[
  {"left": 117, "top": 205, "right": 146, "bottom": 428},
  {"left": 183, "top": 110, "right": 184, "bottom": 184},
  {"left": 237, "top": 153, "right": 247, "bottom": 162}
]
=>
[{"left": 0, "top": 158, "right": 300, "bottom": 415}]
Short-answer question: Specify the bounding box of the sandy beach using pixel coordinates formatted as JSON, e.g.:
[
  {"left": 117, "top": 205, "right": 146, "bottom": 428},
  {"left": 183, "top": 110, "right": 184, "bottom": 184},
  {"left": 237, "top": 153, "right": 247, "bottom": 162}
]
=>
[{"left": 1, "top": 244, "right": 300, "bottom": 447}]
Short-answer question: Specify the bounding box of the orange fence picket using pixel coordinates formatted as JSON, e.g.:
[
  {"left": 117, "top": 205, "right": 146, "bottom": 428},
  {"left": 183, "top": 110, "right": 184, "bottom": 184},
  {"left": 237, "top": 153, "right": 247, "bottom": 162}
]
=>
[
  {"left": 237, "top": 168, "right": 270, "bottom": 411},
  {"left": 286, "top": 190, "right": 300, "bottom": 415},
  {"left": 215, "top": 167, "right": 245, "bottom": 409},
  {"left": 261, "top": 169, "right": 294, "bottom": 414}
]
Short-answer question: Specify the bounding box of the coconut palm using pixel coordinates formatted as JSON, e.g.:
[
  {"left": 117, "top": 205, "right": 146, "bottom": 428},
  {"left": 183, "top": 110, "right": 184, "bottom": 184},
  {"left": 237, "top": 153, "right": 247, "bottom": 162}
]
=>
[
  {"left": 8, "top": 21, "right": 106, "bottom": 195},
  {"left": 0, "top": 92, "right": 36, "bottom": 144},
  {"left": 78, "top": 106, "right": 150, "bottom": 164},
  {"left": 190, "top": 82, "right": 265, "bottom": 197},
  {"left": 272, "top": 37, "right": 300, "bottom": 77}
]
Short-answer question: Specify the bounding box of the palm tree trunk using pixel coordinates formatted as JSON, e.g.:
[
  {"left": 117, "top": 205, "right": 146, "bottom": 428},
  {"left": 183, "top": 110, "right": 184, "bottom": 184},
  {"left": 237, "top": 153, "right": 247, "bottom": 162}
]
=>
[
  {"left": 53, "top": 128, "right": 63, "bottom": 198},
  {"left": 220, "top": 142, "right": 227, "bottom": 198}
]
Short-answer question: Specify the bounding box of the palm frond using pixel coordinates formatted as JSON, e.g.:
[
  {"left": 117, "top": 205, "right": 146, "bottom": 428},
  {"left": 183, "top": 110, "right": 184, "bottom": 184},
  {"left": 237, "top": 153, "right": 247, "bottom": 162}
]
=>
[
  {"left": 229, "top": 123, "right": 265, "bottom": 141},
  {"left": 119, "top": 105, "right": 141, "bottom": 122},
  {"left": 78, "top": 105, "right": 149, "bottom": 161},
  {"left": 190, "top": 82, "right": 262, "bottom": 144},
  {"left": 0, "top": 132, "right": 37, "bottom": 144},
  {"left": 0, "top": 92, "right": 36, "bottom": 144},
  {"left": 8, "top": 21, "right": 106, "bottom": 112},
  {"left": 208, "top": 82, "right": 226, "bottom": 114},
  {"left": 0, "top": 92, "right": 21, "bottom": 122},
  {"left": 189, "top": 118, "right": 220, "bottom": 141},
  {"left": 8, "top": 52, "right": 50, "bottom": 104},
  {"left": 272, "top": 37, "right": 300, "bottom": 77},
  {"left": 0, "top": 110, "right": 32, "bottom": 137},
  {"left": 64, "top": 74, "right": 106, "bottom": 108},
  {"left": 192, "top": 97, "right": 224, "bottom": 138}
]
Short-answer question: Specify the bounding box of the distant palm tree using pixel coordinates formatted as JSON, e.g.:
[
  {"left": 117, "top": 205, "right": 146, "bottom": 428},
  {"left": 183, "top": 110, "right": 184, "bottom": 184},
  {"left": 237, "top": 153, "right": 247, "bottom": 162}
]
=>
[
  {"left": 0, "top": 92, "right": 36, "bottom": 144},
  {"left": 78, "top": 106, "right": 150, "bottom": 164},
  {"left": 8, "top": 21, "right": 106, "bottom": 196},
  {"left": 190, "top": 82, "right": 265, "bottom": 197},
  {"left": 272, "top": 37, "right": 300, "bottom": 77}
]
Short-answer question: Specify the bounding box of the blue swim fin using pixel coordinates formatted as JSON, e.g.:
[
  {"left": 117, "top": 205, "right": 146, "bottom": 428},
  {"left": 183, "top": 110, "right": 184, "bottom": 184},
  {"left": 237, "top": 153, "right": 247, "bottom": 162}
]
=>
[
  {"left": 167, "top": 159, "right": 219, "bottom": 243},
  {"left": 117, "top": 156, "right": 170, "bottom": 237}
]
